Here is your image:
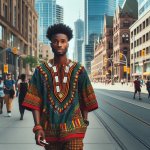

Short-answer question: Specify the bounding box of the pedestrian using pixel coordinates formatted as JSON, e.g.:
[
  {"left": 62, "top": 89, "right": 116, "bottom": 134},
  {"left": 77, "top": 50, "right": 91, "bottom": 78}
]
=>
[
  {"left": 4, "top": 73, "right": 16, "bottom": 117},
  {"left": 146, "top": 78, "right": 150, "bottom": 99},
  {"left": 0, "top": 77, "right": 5, "bottom": 114},
  {"left": 18, "top": 74, "right": 28, "bottom": 120},
  {"left": 121, "top": 79, "right": 124, "bottom": 85},
  {"left": 133, "top": 77, "right": 142, "bottom": 100},
  {"left": 23, "top": 23, "right": 98, "bottom": 149}
]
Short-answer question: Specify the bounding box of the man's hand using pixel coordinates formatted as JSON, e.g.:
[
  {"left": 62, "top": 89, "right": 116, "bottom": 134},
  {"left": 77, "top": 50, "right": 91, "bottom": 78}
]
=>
[{"left": 35, "top": 129, "right": 46, "bottom": 146}]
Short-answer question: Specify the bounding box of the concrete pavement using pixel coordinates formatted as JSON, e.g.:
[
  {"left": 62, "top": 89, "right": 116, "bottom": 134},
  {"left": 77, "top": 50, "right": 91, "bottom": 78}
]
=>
[
  {"left": 92, "top": 82, "right": 148, "bottom": 94},
  {"left": 0, "top": 97, "right": 121, "bottom": 150}
]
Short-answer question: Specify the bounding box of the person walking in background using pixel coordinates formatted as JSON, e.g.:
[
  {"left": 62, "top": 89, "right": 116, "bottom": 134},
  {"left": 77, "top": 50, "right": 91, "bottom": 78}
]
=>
[
  {"left": 0, "top": 77, "right": 5, "bottom": 114},
  {"left": 133, "top": 77, "right": 142, "bottom": 100},
  {"left": 18, "top": 74, "right": 28, "bottom": 120},
  {"left": 146, "top": 78, "right": 150, "bottom": 99},
  {"left": 23, "top": 23, "right": 98, "bottom": 150},
  {"left": 4, "top": 73, "right": 16, "bottom": 117}
]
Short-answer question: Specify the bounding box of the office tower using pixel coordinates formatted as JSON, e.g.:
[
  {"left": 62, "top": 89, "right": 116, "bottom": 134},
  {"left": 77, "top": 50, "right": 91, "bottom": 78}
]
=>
[
  {"left": 138, "top": 0, "right": 150, "bottom": 18},
  {"left": 116, "top": 0, "right": 125, "bottom": 8},
  {"left": 35, "top": 0, "right": 56, "bottom": 44},
  {"left": 84, "top": 0, "right": 116, "bottom": 73},
  {"left": 56, "top": 4, "right": 63, "bottom": 24},
  {"left": 74, "top": 19, "right": 84, "bottom": 64}
]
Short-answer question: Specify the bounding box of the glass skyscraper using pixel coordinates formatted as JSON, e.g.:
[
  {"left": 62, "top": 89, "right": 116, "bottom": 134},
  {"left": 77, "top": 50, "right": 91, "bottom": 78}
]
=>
[
  {"left": 84, "top": 0, "right": 116, "bottom": 73},
  {"left": 116, "top": 0, "right": 125, "bottom": 8},
  {"left": 138, "top": 0, "right": 150, "bottom": 18},
  {"left": 74, "top": 19, "right": 84, "bottom": 64},
  {"left": 35, "top": 0, "right": 56, "bottom": 44}
]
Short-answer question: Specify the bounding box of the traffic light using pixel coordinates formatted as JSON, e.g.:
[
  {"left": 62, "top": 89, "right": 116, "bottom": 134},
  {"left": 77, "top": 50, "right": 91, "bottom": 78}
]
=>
[
  {"left": 3, "top": 64, "right": 8, "bottom": 73},
  {"left": 120, "top": 53, "right": 123, "bottom": 59},
  {"left": 12, "top": 47, "right": 18, "bottom": 54}
]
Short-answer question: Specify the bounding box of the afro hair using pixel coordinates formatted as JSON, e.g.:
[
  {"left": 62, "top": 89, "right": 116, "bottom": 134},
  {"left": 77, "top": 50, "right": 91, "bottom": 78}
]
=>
[{"left": 46, "top": 23, "right": 73, "bottom": 41}]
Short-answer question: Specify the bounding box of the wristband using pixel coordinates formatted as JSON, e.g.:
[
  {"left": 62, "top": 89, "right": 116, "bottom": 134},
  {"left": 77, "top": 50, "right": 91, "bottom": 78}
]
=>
[{"left": 33, "top": 124, "right": 43, "bottom": 133}]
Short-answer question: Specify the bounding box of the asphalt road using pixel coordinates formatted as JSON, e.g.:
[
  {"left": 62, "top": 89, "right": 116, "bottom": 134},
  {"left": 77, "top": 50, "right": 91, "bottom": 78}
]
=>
[{"left": 94, "top": 88, "right": 150, "bottom": 150}]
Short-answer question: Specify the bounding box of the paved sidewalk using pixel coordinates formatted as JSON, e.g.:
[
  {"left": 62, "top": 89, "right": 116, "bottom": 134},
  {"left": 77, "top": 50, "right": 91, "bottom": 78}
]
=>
[
  {"left": 0, "top": 98, "right": 121, "bottom": 150},
  {"left": 92, "top": 82, "right": 147, "bottom": 94}
]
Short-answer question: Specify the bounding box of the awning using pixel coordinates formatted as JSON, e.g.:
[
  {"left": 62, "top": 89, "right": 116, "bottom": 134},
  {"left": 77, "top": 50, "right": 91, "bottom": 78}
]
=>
[
  {"left": 143, "top": 72, "right": 150, "bottom": 76},
  {"left": 132, "top": 73, "right": 142, "bottom": 76}
]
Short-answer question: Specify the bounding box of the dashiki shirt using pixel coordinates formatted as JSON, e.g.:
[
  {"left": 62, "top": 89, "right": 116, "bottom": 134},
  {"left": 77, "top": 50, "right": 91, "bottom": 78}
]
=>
[{"left": 23, "top": 59, "right": 98, "bottom": 142}]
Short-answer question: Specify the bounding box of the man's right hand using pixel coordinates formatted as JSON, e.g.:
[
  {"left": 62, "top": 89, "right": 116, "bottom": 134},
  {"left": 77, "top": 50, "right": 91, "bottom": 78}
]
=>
[{"left": 35, "top": 129, "right": 46, "bottom": 146}]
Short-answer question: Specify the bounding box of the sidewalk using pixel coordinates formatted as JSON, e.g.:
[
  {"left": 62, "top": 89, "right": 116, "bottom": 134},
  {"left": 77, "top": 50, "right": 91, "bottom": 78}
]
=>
[
  {"left": 92, "top": 82, "right": 147, "bottom": 94},
  {"left": 0, "top": 98, "right": 121, "bottom": 150}
]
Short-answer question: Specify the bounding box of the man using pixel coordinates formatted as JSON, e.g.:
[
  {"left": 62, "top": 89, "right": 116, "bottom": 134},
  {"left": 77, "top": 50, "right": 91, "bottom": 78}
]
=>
[
  {"left": 133, "top": 77, "right": 142, "bottom": 100},
  {"left": 23, "top": 23, "right": 98, "bottom": 150}
]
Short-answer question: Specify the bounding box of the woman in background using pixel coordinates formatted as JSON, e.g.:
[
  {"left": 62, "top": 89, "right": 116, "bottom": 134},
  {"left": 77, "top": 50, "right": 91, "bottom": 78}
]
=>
[{"left": 0, "top": 77, "right": 5, "bottom": 114}]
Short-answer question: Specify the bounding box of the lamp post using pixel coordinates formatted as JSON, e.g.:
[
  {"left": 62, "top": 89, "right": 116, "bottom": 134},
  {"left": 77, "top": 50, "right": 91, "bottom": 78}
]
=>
[{"left": 120, "top": 53, "right": 128, "bottom": 84}]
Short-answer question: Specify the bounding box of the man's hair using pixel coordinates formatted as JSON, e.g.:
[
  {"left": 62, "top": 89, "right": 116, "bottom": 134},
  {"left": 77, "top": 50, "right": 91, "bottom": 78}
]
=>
[{"left": 46, "top": 23, "right": 73, "bottom": 41}]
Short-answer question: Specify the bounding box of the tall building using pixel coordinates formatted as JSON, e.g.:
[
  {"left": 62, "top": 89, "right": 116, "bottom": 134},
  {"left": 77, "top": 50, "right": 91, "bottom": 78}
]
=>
[
  {"left": 116, "top": 0, "right": 125, "bottom": 8},
  {"left": 74, "top": 19, "right": 84, "bottom": 64},
  {"left": 0, "top": 0, "right": 38, "bottom": 78},
  {"left": 138, "top": 0, "right": 150, "bottom": 18},
  {"left": 35, "top": 0, "right": 56, "bottom": 44},
  {"left": 56, "top": 4, "right": 63, "bottom": 24},
  {"left": 84, "top": 0, "right": 116, "bottom": 73}
]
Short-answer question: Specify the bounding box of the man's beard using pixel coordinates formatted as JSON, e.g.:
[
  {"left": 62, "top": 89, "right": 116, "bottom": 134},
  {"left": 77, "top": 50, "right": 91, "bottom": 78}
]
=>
[{"left": 52, "top": 48, "right": 68, "bottom": 56}]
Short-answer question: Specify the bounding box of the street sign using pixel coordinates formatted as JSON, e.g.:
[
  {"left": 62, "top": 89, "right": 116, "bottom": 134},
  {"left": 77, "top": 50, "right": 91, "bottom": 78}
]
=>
[
  {"left": 12, "top": 47, "right": 18, "bottom": 54},
  {"left": 3, "top": 64, "right": 8, "bottom": 73}
]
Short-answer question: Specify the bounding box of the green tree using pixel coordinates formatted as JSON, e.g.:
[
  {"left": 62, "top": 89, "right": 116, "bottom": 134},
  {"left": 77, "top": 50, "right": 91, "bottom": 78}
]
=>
[{"left": 23, "top": 55, "right": 38, "bottom": 68}]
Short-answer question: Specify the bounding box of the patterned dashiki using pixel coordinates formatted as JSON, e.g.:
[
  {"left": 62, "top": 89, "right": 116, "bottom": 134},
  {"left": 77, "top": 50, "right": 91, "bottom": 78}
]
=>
[{"left": 23, "top": 59, "right": 98, "bottom": 142}]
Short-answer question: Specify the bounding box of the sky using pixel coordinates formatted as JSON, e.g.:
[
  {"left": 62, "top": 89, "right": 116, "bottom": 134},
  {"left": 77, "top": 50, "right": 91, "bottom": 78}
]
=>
[{"left": 56, "top": 0, "right": 84, "bottom": 58}]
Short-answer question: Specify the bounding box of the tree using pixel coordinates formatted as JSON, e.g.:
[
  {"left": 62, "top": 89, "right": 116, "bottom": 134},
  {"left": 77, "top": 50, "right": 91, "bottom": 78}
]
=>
[{"left": 23, "top": 55, "right": 38, "bottom": 68}]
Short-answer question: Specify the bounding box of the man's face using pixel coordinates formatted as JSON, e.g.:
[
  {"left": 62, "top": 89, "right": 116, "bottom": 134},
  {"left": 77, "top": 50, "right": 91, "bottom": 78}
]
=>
[{"left": 50, "top": 33, "right": 69, "bottom": 56}]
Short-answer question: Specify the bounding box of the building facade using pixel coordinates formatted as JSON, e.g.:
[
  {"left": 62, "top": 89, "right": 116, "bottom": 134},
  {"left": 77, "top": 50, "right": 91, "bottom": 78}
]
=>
[
  {"left": 56, "top": 4, "right": 63, "bottom": 24},
  {"left": 91, "top": 15, "right": 113, "bottom": 82},
  {"left": 35, "top": 0, "right": 56, "bottom": 44},
  {"left": 138, "top": 0, "right": 150, "bottom": 18},
  {"left": 74, "top": 19, "right": 84, "bottom": 64},
  {"left": 130, "top": 9, "right": 150, "bottom": 80},
  {"left": 113, "top": 0, "right": 138, "bottom": 81},
  {"left": 0, "top": 0, "right": 38, "bottom": 78}
]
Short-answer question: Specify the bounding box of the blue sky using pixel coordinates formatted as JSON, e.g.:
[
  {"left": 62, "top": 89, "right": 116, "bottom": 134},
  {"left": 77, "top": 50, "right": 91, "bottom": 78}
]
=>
[{"left": 57, "top": 0, "right": 84, "bottom": 58}]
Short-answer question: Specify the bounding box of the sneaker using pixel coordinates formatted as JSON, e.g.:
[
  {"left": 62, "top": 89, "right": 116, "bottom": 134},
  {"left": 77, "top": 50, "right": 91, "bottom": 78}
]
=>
[
  {"left": 0, "top": 110, "right": 2, "bottom": 114},
  {"left": 139, "top": 98, "right": 142, "bottom": 100},
  {"left": 8, "top": 113, "right": 11, "bottom": 117},
  {"left": 133, "top": 97, "right": 135, "bottom": 99}
]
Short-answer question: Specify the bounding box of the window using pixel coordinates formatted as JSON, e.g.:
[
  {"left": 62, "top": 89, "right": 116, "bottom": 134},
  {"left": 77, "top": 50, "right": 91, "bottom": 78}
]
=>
[
  {"left": 122, "top": 33, "right": 129, "bottom": 43},
  {"left": 143, "top": 35, "right": 145, "bottom": 43},
  {"left": 146, "top": 18, "right": 149, "bottom": 27},
  {"left": 123, "top": 20, "right": 130, "bottom": 27},
  {"left": 146, "top": 33, "right": 149, "bottom": 41},
  {"left": 143, "top": 21, "right": 145, "bottom": 29}
]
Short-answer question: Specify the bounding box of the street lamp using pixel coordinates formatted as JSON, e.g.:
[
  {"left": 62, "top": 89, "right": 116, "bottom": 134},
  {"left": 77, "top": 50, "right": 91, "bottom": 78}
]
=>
[{"left": 120, "top": 52, "right": 128, "bottom": 84}]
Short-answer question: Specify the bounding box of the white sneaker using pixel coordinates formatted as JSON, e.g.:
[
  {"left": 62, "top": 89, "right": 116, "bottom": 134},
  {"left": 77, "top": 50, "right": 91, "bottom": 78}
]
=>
[{"left": 8, "top": 113, "right": 11, "bottom": 117}]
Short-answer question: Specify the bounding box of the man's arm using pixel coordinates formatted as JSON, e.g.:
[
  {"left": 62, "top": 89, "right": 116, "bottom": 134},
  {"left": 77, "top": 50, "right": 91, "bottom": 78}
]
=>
[{"left": 32, "top": 110, "right": 45, "bottom": 146}]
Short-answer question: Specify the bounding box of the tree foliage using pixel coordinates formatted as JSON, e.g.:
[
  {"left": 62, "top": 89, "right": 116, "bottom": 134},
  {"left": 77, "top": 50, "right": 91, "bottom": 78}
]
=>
[{"left": 23, "top": 55, "right": 38, "bottom": 68}]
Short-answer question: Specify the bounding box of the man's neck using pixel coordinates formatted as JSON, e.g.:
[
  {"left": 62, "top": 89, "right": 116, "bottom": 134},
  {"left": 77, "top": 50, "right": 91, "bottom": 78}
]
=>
[{"left": 54, "top": 55, "right": 68, "bottom": 65}]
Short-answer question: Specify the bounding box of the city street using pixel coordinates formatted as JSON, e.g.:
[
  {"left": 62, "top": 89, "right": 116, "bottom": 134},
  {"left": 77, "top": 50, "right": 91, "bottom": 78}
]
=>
[{"left": 93, "top": 82, "right": 150, "bottom": 150}]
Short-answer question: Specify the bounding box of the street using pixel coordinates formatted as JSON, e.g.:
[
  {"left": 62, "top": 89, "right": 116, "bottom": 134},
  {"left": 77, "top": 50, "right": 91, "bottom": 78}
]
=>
[
  {"left": 0, "top": 83, "right": 150, "bottom": 150},
  {"left": 93, "top": 83, "right": 150, "bottom": 150}
]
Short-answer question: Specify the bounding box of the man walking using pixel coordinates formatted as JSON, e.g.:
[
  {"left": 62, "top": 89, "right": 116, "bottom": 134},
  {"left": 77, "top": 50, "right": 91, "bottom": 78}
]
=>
[
  {"left": 23, "top": 23, "right": 98, "bottom": 150},
  {"left": 133, "top": 77, "right": 142, "bottom": 100}
]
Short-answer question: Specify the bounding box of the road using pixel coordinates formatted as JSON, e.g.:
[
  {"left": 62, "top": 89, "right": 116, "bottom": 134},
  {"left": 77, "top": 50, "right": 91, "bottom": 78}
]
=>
[{"left": 94, "top": 88, "right": 150, "bottom": 150}]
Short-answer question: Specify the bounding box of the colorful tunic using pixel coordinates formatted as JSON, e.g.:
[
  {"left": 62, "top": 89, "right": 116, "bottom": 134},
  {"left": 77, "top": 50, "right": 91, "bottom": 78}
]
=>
[{"left": 23, "top": 59, "right": 98, "bottom": 142}]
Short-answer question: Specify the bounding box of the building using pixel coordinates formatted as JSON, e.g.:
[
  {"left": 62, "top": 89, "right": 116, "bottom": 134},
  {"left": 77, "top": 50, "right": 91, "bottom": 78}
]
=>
[
  {"left": 35, "top": 0, "right": 56, "bottom": 44},
  {"left": 113, "top": 0, "right": 138, "bottom": 81},
  {"left": 74, "top": 19, "right": 84, "bottom": 64},
  {"left": 56, "top": 4, "right": 63, "bottom": 24},
  {"left": 38, "top": 42, "right": 53, "bottom": 63},
  {"left": 91, "top": 15, "right": 113, "bottom": 82},
  {"left": 0, "top": 0, "right": 38, "bottom": 78},
  {"left": 84, "top": 0, "right": 116, "bottom": 74},
  {"left": 116, "top": 0, "right": 125, "bottom": 8},
  {"left": 130, "top": 9, "right": 150, "bottom": 80},
  {"left": 138, "top": 0, "right": 150, "bottom": 18}
]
